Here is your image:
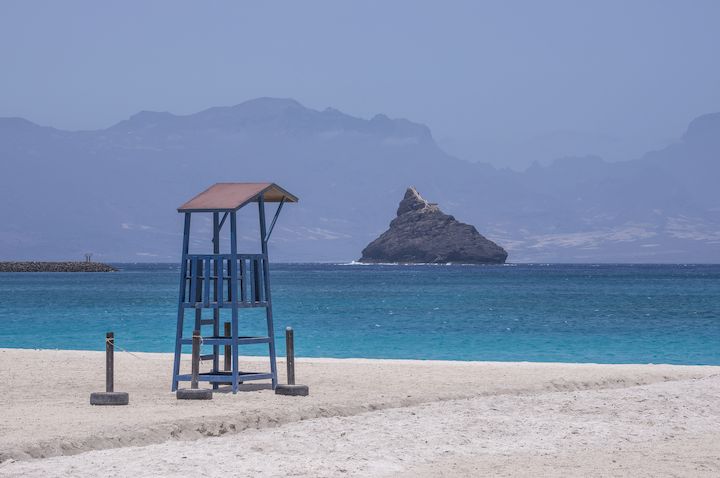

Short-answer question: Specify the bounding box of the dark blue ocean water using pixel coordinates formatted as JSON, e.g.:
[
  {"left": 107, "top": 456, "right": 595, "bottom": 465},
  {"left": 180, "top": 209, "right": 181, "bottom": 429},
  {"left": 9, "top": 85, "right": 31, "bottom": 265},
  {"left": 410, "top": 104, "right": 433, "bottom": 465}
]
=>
[{"left": 0, "top": 263, "right": 718, "bottom": 364}]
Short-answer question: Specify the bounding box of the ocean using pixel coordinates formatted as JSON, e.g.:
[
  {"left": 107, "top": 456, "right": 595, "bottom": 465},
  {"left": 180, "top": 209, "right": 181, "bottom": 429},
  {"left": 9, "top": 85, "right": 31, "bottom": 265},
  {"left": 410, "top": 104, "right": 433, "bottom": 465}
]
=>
[{"left": 0, "top": 263, "right": 718, "bottom": 365}]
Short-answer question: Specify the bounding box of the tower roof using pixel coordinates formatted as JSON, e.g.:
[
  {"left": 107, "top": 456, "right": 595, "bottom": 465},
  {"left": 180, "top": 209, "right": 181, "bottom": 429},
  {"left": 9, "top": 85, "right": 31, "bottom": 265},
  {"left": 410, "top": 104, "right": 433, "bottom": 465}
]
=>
[{"left": 178, "top": 183, "right": 298, "bottom": 213}]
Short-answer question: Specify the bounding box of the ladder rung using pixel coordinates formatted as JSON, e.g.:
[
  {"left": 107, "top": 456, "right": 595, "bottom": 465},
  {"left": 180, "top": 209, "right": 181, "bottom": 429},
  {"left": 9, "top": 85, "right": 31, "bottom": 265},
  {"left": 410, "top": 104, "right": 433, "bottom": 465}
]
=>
[
  {"left": 200, "top": 354, "right": 215, "bottom": 361},
  {"left": 176, "top": 372, "right": 273, "bottom": 383},
  {"left": 180, "top": 336, "right": 271, "bottom": 346},
  {"left": 183, "top": 301, "right": 269, "bottom": 309}
]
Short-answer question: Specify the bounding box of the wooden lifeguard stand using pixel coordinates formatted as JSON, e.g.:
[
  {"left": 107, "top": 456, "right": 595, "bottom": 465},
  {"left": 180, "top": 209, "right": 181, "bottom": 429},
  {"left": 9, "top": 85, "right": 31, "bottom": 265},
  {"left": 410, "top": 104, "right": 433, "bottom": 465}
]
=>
[{"left": 171, "top": 183, "right": 298, "bottom": 393}]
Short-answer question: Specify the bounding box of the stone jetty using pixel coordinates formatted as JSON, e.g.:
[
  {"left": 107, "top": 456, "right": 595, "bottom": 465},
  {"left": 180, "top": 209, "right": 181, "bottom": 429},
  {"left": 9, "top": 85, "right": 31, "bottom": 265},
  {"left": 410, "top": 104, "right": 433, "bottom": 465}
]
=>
[{"left": 0, "top": 262, "right": 117, "bottom": 272}]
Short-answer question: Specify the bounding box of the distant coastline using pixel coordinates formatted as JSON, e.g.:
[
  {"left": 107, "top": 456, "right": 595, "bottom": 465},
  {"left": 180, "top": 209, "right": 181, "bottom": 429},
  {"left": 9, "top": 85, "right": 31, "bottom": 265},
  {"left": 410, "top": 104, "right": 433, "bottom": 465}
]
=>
[{"left": 0, "top": 261, "right": 117, "bottom": 272}]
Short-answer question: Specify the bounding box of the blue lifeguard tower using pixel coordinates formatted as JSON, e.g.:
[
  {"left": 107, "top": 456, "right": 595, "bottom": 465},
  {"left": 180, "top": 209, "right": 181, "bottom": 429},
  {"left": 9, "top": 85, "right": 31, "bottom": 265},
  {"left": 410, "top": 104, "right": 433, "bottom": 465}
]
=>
[{"left": 171, "top": 183, "right": 298, "bottom": 393}]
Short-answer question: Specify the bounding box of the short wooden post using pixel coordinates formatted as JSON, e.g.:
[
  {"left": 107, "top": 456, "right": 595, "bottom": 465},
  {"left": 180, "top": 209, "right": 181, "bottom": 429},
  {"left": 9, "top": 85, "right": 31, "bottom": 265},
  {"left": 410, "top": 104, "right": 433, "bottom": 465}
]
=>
[
  {"left": 286, "top": 327, "right": 295, "bottom": 385},
  {"left": 106, "top": 332, "right": 114, "bottom": 392},
  {"left": 275, "top": 326, "right": 308, "bottom": 396},
  {"left": 224, "top": 322, "right": 231, "bottom": 371},
  {"left": 90, "top": 331, "right": 129, "bottom": 405},
  {"left": 176, "top": 329, "right": 212, "bottom": 400},
  {"left": 191, "top": 330, "right": 201, "bottom": 390}
]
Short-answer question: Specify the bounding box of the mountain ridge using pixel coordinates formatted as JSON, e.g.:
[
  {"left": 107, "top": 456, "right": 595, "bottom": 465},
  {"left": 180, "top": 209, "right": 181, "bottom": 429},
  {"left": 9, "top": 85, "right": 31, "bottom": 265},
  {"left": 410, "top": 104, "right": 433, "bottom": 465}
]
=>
[
  {"left": 1, "top": 98, "right": 718, "bottom": 262},
  {"left": 105, "top": 97, "right": 433, "bottom": 142}
]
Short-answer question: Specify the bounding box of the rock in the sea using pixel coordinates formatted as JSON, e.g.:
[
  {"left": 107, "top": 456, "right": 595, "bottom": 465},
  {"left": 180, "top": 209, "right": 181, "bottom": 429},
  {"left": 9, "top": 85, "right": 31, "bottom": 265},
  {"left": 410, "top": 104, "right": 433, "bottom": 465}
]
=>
[{"left": 359, "top": 187, "right": 508, "bottom": 264}]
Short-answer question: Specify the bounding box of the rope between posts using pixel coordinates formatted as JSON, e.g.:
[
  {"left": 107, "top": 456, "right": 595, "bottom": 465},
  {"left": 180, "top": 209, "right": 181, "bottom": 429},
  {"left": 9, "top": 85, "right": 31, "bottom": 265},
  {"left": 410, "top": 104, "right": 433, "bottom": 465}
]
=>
[
  {"left": 105, "top": 337, "right": 146, "bottom": 360},
  {"left": 105, "top": 336, "right": 208, "bottom": 361}
]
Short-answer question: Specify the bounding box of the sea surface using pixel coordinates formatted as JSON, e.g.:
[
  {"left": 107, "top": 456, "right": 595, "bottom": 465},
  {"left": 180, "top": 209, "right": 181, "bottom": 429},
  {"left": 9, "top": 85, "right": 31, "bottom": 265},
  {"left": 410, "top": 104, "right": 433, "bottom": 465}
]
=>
[{"left": 0, "top": 263, "right": 718, "bottom": 365}]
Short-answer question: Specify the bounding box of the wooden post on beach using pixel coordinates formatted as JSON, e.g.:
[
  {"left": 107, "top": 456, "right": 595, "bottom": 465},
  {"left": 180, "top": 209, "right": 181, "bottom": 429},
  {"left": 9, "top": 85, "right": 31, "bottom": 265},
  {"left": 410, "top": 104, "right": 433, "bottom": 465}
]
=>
[
  {"left": 90, "top": 331, "right": 129, "bottom": 405},
  {"left": 106, "top": 332, "right": 114, "bottom": 392},
  {"left": 275, "top": 326, "right": 308, "bottom": 396},
  {"left": 224, "top": 322, "right": 231, "bottom": 371},
  {"left": 177, "top": 330, "right": 213, "bottom": 400},
  {"left": 286, "top": 327, "right": 295, "bottom": 385},
  {"left": 191, "top": 330, "right": 201, "bottom": 390}
]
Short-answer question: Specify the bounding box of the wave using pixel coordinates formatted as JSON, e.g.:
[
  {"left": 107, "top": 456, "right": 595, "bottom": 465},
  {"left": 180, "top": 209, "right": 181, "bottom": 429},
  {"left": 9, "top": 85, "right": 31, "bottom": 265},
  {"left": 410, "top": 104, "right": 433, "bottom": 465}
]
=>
[{"left": 337, "top": 261, "right": 514, "bottom": 267}]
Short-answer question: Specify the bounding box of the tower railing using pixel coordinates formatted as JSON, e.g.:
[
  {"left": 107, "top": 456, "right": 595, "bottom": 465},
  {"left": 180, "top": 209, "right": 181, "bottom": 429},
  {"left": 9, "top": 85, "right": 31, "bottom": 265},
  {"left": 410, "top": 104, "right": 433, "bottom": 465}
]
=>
[{"left": 181, "top": 253, "right": 268, "bottom": 308}]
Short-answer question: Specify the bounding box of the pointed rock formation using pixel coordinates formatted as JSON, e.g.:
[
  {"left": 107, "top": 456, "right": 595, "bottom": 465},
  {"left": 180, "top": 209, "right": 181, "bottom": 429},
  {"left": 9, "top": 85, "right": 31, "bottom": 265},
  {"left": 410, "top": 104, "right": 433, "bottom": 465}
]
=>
[{"left": 359, "top": 187, "right": 508, "bottom": 264}]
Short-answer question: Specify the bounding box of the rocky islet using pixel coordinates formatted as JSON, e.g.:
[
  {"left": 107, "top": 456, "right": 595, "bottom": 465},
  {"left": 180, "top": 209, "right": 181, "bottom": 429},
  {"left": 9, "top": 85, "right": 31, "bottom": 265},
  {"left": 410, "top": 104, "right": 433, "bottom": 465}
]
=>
[{"left": 359, "top": 187, "right": 508, "bottom": 264}]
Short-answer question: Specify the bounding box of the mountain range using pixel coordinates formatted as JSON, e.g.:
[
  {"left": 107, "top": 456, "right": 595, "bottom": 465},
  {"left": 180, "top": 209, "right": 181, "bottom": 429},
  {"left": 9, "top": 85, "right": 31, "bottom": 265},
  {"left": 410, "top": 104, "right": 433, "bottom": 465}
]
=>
[{"left": 1, "top": 97, "right": 719, "bottom": 262}]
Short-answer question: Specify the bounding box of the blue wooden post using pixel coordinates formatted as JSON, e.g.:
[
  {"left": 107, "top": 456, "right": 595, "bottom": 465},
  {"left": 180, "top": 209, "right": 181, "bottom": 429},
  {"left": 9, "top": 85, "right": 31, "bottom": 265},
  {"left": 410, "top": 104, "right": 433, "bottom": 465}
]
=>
[
  {"left": 194, "top": 257, "right": 202, "bottom": 332},
  {"left": 230, "top": 211, "right": 240, "bottom": 393},
  {"left": 171, "top": 213, "right": 191, "bottom": 391},
  {"left": 259, "top": 196, "right": 278, "bottom": 389},
  {"left": 212, "top": 212, "right": 220, "bottom": 389}
]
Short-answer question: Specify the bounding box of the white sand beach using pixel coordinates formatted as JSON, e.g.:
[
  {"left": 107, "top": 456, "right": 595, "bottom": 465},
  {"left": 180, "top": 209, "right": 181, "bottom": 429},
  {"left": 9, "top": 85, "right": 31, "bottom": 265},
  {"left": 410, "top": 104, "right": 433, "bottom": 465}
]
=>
[{"left": 0, "top": 348, "right": 719, "bottom": 477}]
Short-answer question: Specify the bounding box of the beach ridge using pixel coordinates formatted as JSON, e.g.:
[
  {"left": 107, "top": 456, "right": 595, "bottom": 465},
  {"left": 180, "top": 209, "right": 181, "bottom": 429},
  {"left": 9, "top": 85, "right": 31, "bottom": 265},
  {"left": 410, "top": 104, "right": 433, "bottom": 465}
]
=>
[{"left": 0, "top": 349, "right": 717, "bottom": 465}]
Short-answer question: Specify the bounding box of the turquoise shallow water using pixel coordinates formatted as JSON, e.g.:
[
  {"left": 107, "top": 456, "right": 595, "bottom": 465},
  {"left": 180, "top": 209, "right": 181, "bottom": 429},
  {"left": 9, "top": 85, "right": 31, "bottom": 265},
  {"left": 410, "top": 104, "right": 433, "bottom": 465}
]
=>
[{"left": 0, "top": 263, "right": 718, "bottom": 364}]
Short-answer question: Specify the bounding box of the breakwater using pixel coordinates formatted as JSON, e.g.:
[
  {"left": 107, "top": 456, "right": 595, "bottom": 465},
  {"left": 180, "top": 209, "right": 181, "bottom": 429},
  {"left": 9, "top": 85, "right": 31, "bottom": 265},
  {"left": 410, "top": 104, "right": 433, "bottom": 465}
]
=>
[{"left": 0, "top": 262, "right": 117, "bottom": 272}]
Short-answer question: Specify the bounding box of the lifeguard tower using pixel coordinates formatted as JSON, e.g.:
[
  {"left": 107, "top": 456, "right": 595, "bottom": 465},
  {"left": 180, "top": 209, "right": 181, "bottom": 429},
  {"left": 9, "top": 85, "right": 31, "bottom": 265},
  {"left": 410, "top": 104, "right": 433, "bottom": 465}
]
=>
[{"left": 171, "top": 183, "right": 298, "bottom": 393}]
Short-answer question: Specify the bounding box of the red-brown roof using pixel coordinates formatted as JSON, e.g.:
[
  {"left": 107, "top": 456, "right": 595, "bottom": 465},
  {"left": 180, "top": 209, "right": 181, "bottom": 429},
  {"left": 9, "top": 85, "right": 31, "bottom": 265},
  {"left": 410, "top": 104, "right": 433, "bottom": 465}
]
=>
[{"left": 178, "top": 183, "right": 298, "bottom": 212}]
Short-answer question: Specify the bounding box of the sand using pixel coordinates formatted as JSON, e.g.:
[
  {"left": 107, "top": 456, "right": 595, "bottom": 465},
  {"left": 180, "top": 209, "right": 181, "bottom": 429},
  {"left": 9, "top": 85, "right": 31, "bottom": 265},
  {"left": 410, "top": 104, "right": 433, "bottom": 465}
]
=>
[{"left": 0, "top": 349, "right": 719, "bottom": 477}]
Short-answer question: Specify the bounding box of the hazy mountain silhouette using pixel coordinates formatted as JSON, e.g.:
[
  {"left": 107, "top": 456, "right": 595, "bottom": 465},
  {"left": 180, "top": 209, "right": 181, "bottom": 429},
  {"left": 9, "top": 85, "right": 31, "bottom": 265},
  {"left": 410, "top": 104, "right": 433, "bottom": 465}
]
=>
[
  {"left": 1, "top": 98, "right": 718, "bottom": 262},
  {"left": 439, "top": 129, "right": 664, "bottom": 171}
]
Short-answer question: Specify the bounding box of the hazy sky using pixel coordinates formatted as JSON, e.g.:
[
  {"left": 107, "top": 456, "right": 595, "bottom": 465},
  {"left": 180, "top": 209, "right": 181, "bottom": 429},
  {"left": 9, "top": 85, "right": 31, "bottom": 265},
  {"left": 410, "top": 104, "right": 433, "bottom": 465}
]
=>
[{"left": 1, "top": 1, "right": 719, "bottom": 167}]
